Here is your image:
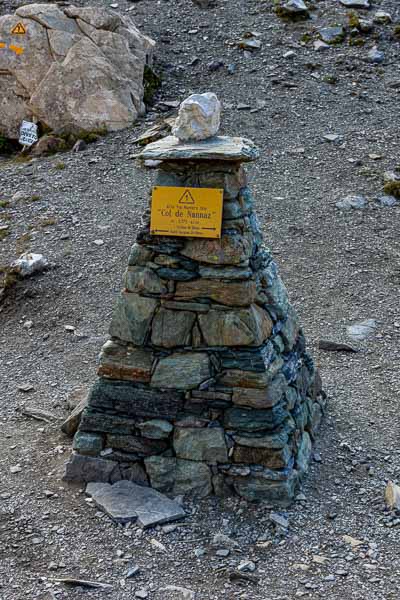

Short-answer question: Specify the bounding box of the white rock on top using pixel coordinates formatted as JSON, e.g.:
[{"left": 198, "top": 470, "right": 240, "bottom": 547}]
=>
[{"left": 172, "top": 92, "right": 221, "bottom": 142}]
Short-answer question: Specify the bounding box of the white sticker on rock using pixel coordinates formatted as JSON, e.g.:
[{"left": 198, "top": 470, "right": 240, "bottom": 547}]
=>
[{"left": 19, "top": 120, "right": 38, "bottom": 146}]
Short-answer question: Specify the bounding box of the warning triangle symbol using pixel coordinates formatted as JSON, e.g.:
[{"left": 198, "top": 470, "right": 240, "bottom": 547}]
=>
[
  {"left": 179, "top": 189, "right": 195, "bottom": 205},
  {"left": 11, "top": 22, "right": 26, "bottom": 35}
]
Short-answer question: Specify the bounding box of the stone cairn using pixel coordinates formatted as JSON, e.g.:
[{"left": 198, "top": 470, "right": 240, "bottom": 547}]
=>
[{"left": 65, "top": 94, "right": 326, "bottom": 506}]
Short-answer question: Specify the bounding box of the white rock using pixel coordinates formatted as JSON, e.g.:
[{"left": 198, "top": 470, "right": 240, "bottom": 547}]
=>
[
  {"left": 12, "top": 253, "right": 48, "bottom": 277},
  {"left": 385, "top": 481, "right": 400, "bottom": 510},
  {"left": 172, "top": 92, "right": 221, "bottom": 142},
  {"left": 237, "top": 560, "right": 256, "bottom": 572},
  {"left": 212, "top": 533, "right": 238, "bottom": 547},
  {"left": 270, "top": 511, "right": 289, "bottom": 529},
  {"left": 347, "top": 319, "right": 377, "bottom": 341},
  {"left": 336, "top": 195, "right": 367, "bottom": 210},
  {"left": 314, "top": 40, "right": 330, "bottom": 51},
  {"left": 323, "top": 133, "right": 340, "bottom": 142},
  {"left": 281, "top": 0, "right": 309, "bottom": 14},
  {"left": 159, "top": 586, "right": 196, "bottom": 600},
  {"left": 373, "top": 11, "right": 392, "bottom": 24},
  {"left": 10, "top": 465, "right": 22, "bottom": 474}
]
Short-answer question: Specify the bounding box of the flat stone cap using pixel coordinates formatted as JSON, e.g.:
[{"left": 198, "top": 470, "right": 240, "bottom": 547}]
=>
[{"left": 139, "top": 135, "right": 259, "bottom": 163}]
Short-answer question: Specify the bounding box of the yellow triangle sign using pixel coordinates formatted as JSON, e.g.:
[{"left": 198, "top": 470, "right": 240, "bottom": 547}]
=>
[
  {"left": 179, "top": 189, "right": 195, "bottom": 205},
  {"left": 11, "top": 22, "right": 26, "bottom": 35}
]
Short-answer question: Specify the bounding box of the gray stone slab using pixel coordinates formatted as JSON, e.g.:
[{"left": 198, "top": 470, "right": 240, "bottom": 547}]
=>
[
  {"left": 139, "top": 135, "right": 259, "bottom": 162},
  {"left": 346, "top": 318, "right": 376, "bottom": 342},
  {"left": 86, "top": 480, "right": 186, "bottom": 528}
]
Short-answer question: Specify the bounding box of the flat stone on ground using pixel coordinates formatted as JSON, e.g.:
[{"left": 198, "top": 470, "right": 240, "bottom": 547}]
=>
[
  {"left": 347, "top": 318, "right": 376, "bottom": 341},
  {"left": 86, "top": 480, "right": 185, "bottom": 528}
]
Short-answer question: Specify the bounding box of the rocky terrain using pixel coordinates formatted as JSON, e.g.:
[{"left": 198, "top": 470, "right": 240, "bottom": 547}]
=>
[{"left": 1, "top": 0, "right": 400, "bottom": 599}]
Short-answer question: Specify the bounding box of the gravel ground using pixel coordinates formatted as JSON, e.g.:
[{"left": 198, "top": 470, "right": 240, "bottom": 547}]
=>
[{"left": 1, "top": 0, "right": 400, "bottom": 599}]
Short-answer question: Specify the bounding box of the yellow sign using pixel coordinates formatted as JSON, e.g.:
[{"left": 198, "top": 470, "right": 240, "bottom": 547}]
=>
[
  {"left": 151, "top": 186, "right": 223, "bottom": 238},
  {"left": 0, "top": 43, "right": 5, "bottom": 49},
  {"left": 11, "top": 22, "right": 26, "bottom": 35}
]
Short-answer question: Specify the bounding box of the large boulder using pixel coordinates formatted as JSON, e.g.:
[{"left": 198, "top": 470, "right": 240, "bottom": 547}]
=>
[{"left": 0, "top": 4, "right": 155, "bottom": 139}]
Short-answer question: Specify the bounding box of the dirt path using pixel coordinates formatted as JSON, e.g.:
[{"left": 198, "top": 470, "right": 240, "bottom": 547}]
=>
[{"left": 1, "top": 1, "right": 399, "bottom": 598}]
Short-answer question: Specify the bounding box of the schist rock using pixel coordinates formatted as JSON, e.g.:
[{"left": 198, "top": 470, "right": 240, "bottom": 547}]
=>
[{"left": 65, "top": 102, "right": 324, "bottom": 506}]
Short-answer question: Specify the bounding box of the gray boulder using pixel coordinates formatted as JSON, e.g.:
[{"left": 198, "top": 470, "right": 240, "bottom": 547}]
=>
[{"left": 0, "top": 4, "right": 155, "bottom": 139}]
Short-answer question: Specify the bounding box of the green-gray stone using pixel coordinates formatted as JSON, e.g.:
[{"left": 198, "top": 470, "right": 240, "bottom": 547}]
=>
[
  {"left": 223, "top": 188, "right": 254, "bottom": 220},
  {"left": 296, "top": 431, "right": 312, "bottom": 475},
  {"left": 124, "top": 267, "right": 167, "bottom": 295},
  {"left": 258, "top": 274, "right": 289, "bottom": 319},
  {"left": 88, "top": 379, "right": 184, "bottom": 420},
  {"left": 198, "top": 305, "right": 272, "bottom": 347},
  {"left": 138, "top": 419, "right": 173, "bottom": 439},
  {"left": 154, "top": 254, "right": 181, "bottom": 267},
  {"left": 156, "top": 267, "right": 197, "bottom": 281},
  {"left": 63, "top": 454, "right": 119, "bottom": 483},
  {"left": 218, "top": 359, "right": 284, "bottom": 389},
  {"left": 307, "top": 402, "right": 323, "bottom": 439},
  {"left": 181, "top": 231, "right": 253, "bottom": 266},
  {"left": 128, "top": 244, "right": 154, "bottom": 266},
  {"left": 224, "top": 404, "right": 289, "bottom": 432},
  {"left": 155, "top": 166, "right": 245, "bottom": 200},
  {"left": 212, "top": 474, "right": 233, "bottom": 497},
  {"left": 232, "top": 379, "right": 286, "bottom": 409},
  {"left": 151, "top": 308, "right": 196, "bottom": 348},
  {"left": 266, "top": 373, "right": 288, "bottom": 405},
  {"left": 144, "top": 456, "right": 213, "bottom": 497},
  {"left": 273, "top": 335, "right": 285, "bottom": 354},
  {"left": 285, "top": 386, "right": 299, "bottom": 410},
  {"left": 230, "top": 470, "right": 298, "bottom": 506},
  {"left": 318, "top": 26, "right": 345, "bottom": 44},
  {"left": 73, "top": 431, "right": 104, "bottom": 456},
  {"left": 233, "top": 418, "right": 295, "bottom": 449},
  {"left": 233, "top": 444, "right": 292, "bottom": 469},
  {"left": 198, "top": 266, "right": 253, "bottom": 280},
  {"left": 151, "top": 352, "right": 210, "bottom": 389},
  {"left": 174, "top": 459, "right": 213, "bottom": 497},
  {"left": 144, "top": 456, "right": 176, "bottom": 494},
  {"left": 106, "top": 434, "right": 168, "bottom": 456},
  {"left": 175, "top": 279, "right": 256, "bottom": 307},
  {"left": 80, "top": 410, "right": 137, "bottom": 435},
  {"left": 173, "top": 427, "right": 228, "bottom": 463},
  {"left": 162, "top": 300, "right": 210, "bottom": 313},
  {"left": 281, "top": 306, "right": 299, "bottom": 351},
  {"left": 109, "top": 292, "right": 158, "bottom": 345}
]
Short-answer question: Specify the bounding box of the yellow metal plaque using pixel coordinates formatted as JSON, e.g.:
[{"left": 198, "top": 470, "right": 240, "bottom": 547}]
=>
[{"left": 150, "top": 186, "right": 223, "bottom": 238}]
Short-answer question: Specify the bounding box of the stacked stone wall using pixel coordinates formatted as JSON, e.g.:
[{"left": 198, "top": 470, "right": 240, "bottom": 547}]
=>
[{"left": 66, "top": 158, "right": 325, "bottom": 506}]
